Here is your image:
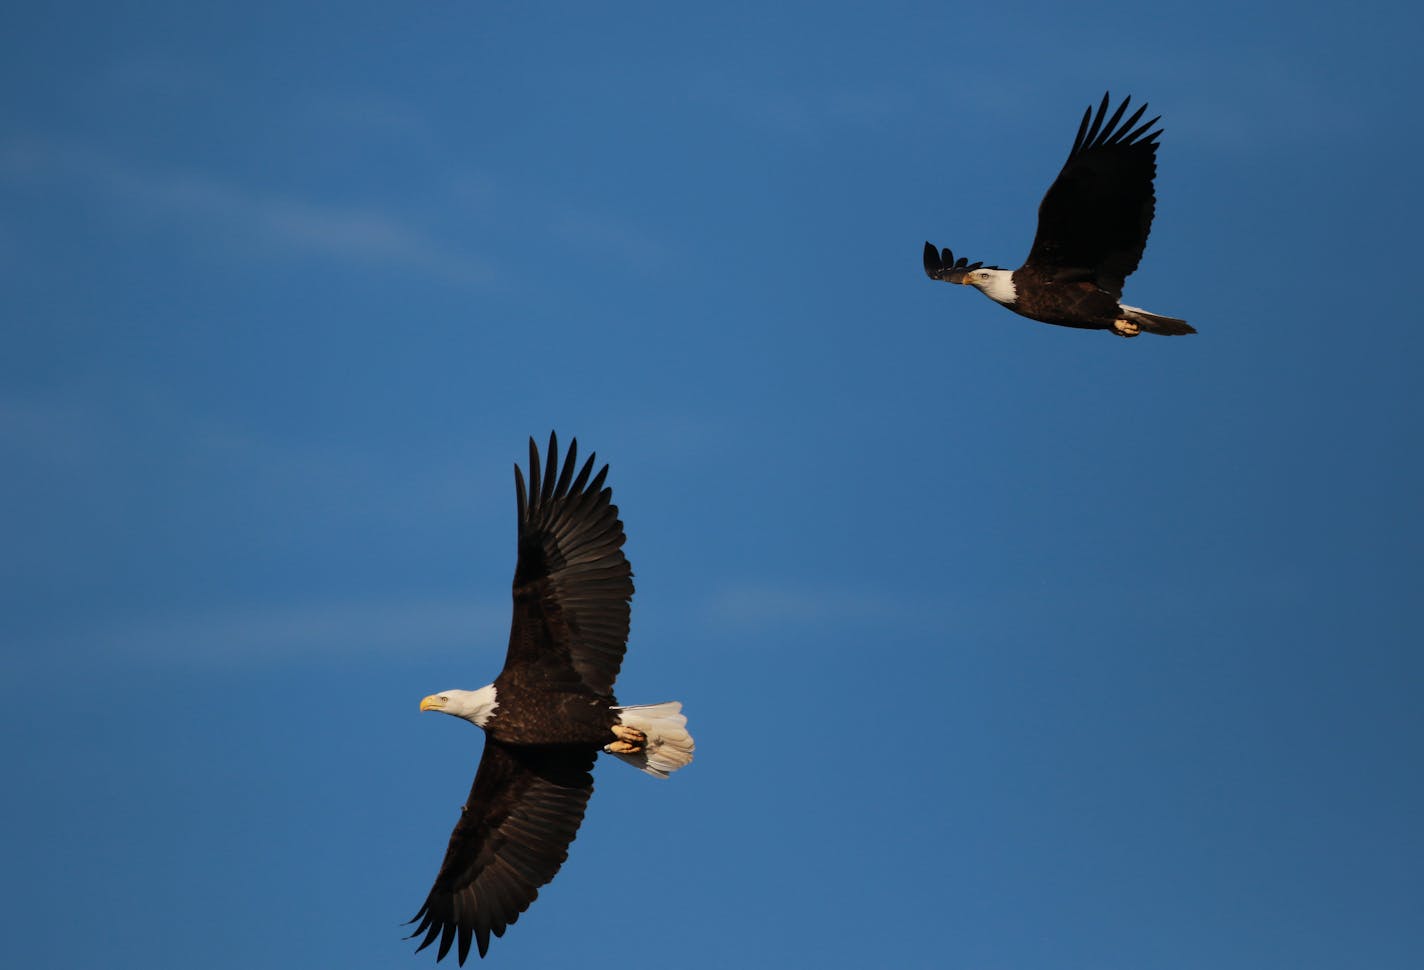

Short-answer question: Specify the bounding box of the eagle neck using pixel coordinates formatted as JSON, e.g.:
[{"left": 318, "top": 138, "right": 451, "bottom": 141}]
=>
[
  {"left": 464, "top": 684, "right": 498, "bottom": 728},
  {"left": 979, "top": 269, "right": 1018, "bottom": 305}
]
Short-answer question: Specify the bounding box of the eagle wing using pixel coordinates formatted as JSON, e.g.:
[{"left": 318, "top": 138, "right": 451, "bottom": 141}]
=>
[
  {"left": 500, "top": 432, "right": 632, "bottom": 698},
  {"left": 410, "top": 741, "right": 596, "bottom": 963},
  {"left": 1024, "top": 93, "right": 1162, "bottom": 299}
]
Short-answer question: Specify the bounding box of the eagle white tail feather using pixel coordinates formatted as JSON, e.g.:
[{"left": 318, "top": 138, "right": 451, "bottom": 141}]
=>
[
  {"left": 1119, "top": 303, "right": 1196, "bottom": 336},
  {"left": 610, "top": 702, "right": 694, "bottom": 778}
]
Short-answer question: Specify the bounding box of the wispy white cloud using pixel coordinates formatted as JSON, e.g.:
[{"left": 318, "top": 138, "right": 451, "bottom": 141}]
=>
[
  {"left": 0, "top": 382, "right": 500, "bottom": 537},
  {"left": 294, "top": 89, "right": 444, "bottom": 147},
  {"left": 0, "top": 138, "right": 494, "bottom": 286},
  {"left": 547, "top": 208, "right": 671, "bottom": 275},
  {"left": 29, "top": 596, "right": 510, "bottom": 672},
  {"left": 701, "top": 582, "right": 910, "bottom": 630},
  {"left": 177, "top": 413, "right": 502, "bottom": 530},
  {"left": 688, "top": 73, "right": 912, "bottom": 136}
]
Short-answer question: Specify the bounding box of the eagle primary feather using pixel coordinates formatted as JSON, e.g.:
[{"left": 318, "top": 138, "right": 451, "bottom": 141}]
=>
[
  {"left": 409, "top": 433, "right": 693, "bottom": 963},
  {"left": 924, "top": 92, "right": 1194, "bottom": 338}
]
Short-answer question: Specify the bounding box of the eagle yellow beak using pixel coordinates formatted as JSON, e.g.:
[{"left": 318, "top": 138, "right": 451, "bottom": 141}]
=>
[{"left": 419, "top": 695, "right": 445, "bottom": 712}]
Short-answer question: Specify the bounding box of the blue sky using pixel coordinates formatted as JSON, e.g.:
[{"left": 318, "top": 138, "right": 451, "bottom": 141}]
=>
[{"left": 3, "top": 2, "right": 1422, "bottom": 967}]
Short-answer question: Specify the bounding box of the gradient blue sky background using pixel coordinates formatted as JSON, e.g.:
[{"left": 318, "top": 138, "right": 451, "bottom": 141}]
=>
[{"left": 4, "top": 2, "right": 1421, "bottom": 968}]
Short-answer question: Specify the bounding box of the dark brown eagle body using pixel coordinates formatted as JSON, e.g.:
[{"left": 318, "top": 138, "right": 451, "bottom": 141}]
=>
[
  {"left": 995, "top": 266, "right": 1129, "bottom": 331},
  {"left": 409, "top": 433, "right": 660, "bottom": 964},
  {"left": 924, "top": 93, "right": 1195, "bottom": 338},
  {"left": 484, "top": 691, "right": 622, "bottom": 747}
]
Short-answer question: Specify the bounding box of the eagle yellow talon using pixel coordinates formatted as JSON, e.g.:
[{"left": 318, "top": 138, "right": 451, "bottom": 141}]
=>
[
  {"left": 926, "top": 94, "right": 1192, "bottom": 340},
  {"left": 411, "top": 433, "right": 695, "bottom": 962},
  {"left": 610, "top": 724, "right": 647, "bottom": 745}
]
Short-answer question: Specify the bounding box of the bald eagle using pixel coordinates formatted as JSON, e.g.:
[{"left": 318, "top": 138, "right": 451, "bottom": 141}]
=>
[
  {"left": 924, "top": 92, "right": 1194, "bottom": 338},
  {"left": 409, "top": 433, "right": 694, "bottom": 963}
]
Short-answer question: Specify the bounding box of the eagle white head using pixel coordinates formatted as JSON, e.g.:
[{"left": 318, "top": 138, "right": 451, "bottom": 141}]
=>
[
  {"left": 962, "top": 267, "right": 1018, "bottom": 305},
  {"left": 419, "top": 685, "right": 498, "bottom": 727}
]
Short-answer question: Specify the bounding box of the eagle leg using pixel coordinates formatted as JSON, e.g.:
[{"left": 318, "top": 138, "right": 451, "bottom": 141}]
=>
[
  {"left": 611, "top": 724, "right": 647, "bottom": 744},
  {"left": 1111, "top": 318, "right": 1141, "bottom": 338}
]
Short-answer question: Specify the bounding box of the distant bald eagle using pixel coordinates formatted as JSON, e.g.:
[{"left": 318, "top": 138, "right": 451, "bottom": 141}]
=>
[
  {"left": 409, "top": 433, "right": 694, "bottom": 963},
  {"left": 924, "top": 93, "right": 1194, "bottom": 338}
]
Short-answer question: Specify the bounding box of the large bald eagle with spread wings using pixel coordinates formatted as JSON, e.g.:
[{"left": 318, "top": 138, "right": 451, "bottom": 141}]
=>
[
  {"left": 408, "top": 433, "right": 694, "bottom": 963},
  {"left": 924, "top": 92, "right": 1194, "bottom": 338}
]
